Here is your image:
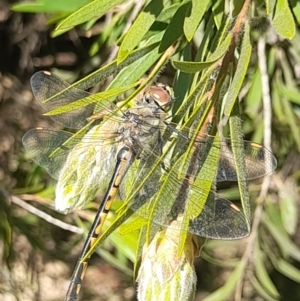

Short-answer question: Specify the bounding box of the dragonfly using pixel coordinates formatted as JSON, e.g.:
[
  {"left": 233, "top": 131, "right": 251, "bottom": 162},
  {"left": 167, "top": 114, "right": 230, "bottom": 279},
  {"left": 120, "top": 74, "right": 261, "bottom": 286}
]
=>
[{"left": 22, "top": 71, "right": 277, "bottom": 300}]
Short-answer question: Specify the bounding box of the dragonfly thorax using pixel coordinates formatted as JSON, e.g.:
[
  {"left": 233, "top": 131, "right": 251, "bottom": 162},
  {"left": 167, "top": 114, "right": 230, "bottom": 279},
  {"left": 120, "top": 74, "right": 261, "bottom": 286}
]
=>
[
  {"left": 117, "top": 107, "right": 163, "bottom": 152},
  {"left": 114, "top": 84, "right": 173, "bottom": 152}
]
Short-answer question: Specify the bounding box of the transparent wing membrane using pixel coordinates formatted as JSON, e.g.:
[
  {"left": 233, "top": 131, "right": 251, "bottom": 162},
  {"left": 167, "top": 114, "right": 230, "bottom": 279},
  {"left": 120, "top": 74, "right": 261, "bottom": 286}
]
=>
[
  {"left": 31, "top": 71, "right": 94, "bottom": 129},
  {"left": 121, "top": 148, "right": 251, "bottom": 239}
]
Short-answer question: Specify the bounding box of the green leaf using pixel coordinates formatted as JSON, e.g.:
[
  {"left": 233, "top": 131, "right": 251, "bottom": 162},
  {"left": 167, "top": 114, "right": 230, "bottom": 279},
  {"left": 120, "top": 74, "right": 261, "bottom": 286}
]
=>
[
  {"left": 224, "top": 22, "right": 252, "bottom": 116},
  {"left": 55, "top": 41, "right": 159, "bottom": 93},
  {"left": 290, "top": 0, "right": 300, "bottom": 25},
  {"left": 108, "top": 43, "right": 162, "bottom": 89},
  {"left": 212, "top": 0, "right": 225, "bottom": 29},
  {"left": 271, "top": 0, "right": 296, "bottom": 39},
  {"left": 278, "top": 179, "right": 298, "bottom": 236},
  {"left": 96, "top": 246, "right": 133, "bottom": 275},
  {"left": 229, "top": 111, "right": 251, "bottom": 228},
  {"left": 254, "top": 240, "right": 281, "bottom": 299},
  {"left": 245, "top": 68, "right": 262, "bottom": 119},
  {"left": 281, "top": 96, "right": 300, "bottom": 152},
  {"left": 272, "top": 77, "right": 286, "bottom": 123},
  {"left": 262, "top": 213, "right": 300, "bottom": 262},
  {"left": 56, "top": 0, "right": 124, "bottom": 30},
  {"left": 184, "top": 0, "right": 209, "bottom": 42},
  {"left": 249, "top": 275, "right": 280, "bottom": 301},
  {"left": 44, "top": 83, "right": 139, "bottom": 116},
  {"left": 172, "top": 59, "right": 220, "bottom": 73},
  {"left": 172, "top": 45, "right": 192, "bottom": 113},
  {"left": 119, "top": 216, "right": 147, "bottom": 235},
  {"left": 270, "top": 255, "right": 300, "bottom": 284},
  {"left": 281, "top": 85, "right": 300, "bottom": 105},
  {"left": 172, "top": 35, "right": 231, "bottom": 73},
  {"left": 159, "top": 2, "right": 190, "bottom": 53},
  {"left": 156, "top": 4, "right": 181, "bottom": 22},
  {"left": 117, "top": 0, "right": 164, "bottom": 64},
  {"left": 11, "top": 0, "right": 90, "bottom": 13}
]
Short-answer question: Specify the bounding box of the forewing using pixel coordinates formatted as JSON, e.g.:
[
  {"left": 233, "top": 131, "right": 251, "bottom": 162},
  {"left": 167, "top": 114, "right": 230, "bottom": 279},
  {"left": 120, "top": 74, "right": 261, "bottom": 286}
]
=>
[
  {"left": 22, "top": 128, "right": 73, "bottom": 179},
  {"left": 216, "top": 139, "right": 277, "bottom": 181},
  {"left": 31, "top": 71, "right": 94, "bottom": 129}
]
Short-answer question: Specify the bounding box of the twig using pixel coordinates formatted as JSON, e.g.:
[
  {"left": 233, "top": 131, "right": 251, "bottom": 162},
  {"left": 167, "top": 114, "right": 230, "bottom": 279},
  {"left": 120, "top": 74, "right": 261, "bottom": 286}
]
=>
[{"left": 11, "top": 196, "right": 83, "bottom": 234}]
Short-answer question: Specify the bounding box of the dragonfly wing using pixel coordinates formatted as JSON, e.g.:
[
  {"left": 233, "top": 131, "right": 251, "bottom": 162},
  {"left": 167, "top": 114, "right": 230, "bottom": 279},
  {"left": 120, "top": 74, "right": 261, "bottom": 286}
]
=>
[
  {"left": 188, "top": 194, "right": 250, "bottom": 239},
  {"left": 173, "top": 134, "right": 277, "bottom": 182},
  {"left": 23, "top": 124, "right": 121, "bottom": 213},
  {"left": 133, "top": 173, "right": 250, "bottom": 239},
  {"left": 22, "top": 128, "right": 73, "bottom": 179},
  {"left": 123, "top": 143, "right": 250, "bottom": 239},
  {"left": 216, "top": 140, "right": 277, "bottom": 181},
  {"left": 31, "top": 71, "right": 94, "bottom": 129}
]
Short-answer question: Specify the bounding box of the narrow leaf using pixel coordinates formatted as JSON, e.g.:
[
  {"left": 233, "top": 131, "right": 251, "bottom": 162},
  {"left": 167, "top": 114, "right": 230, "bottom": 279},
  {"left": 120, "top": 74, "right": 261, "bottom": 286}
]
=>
[
  {"left": 157, "top": 4, "right": 181, "bottom": 22},
  {"left": 229, "top": 111, "right": 251, "bottom": 229},
  {"left": 271, "top": 255, "right": 300, "bottom": 284},
  {"left": 56, "top": 0, "right": 124, "bottom": 30},
  {"left": 11, "top": 0, "right": 90, "bottom": 13},
  {"left": 245, "top": 68, "right": 262, "bottom": 118},
  {"left": 184, "top": 0, "right": 209, "bottom": 41},
  {"left": 249, "top": 275, "right": 280, "bottom": 301},
  {"left": 56, "top": 42, "right": 159, "bottom": 93},
  {"left": 117, "top": 0, "right": 164, "bottom": 63},
  {"left": 278, "top": 179, "right": 298, "bottom": 236},
  {"left": 44, "top": 83, "right": 139, "bottom": 116},
  {"left": 271, "top": 0, "right": 296, "bottom": 39},
  {"left": 159, "top": 2, "right": 189, "bottom": 52},
  {"left": 281, "top": 96, "right": 300, "bottom": 152},
  {"left": 254, "top": 240, "right": 281, "bottom": 299},
  {"left": 212, "top": 0, "right": 225, "bottom": 29},
  {"left": 172, "top": 35, "right": 231, "bottom": 73},
  {"left": 224, "top": 22, "right": 252, "bottom": 116},
  {"left": 290, "top": 0, "right": 300, "bottom": 25},
  {"left": 262, "top": 213, "right": 300, "bottom": 262}
]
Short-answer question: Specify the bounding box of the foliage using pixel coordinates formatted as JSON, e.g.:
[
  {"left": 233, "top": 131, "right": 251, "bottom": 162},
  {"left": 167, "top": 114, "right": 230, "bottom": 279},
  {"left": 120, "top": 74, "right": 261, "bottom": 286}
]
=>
[{"left": 5, "top": 0, "right": 300, "bottom": 300}]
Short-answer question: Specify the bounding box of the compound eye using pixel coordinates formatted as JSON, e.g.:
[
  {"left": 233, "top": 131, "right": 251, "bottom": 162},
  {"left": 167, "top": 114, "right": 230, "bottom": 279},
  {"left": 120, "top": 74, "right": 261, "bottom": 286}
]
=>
[{"left": 148, "top": 86, "right": 172, "bottom": 106}]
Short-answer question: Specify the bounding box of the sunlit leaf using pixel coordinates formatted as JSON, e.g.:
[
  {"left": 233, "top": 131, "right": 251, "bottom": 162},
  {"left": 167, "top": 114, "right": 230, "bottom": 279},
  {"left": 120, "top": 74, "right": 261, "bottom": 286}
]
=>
[
  {"left": 117, "top": 0, "right": 164, "bottom": 63},
  {"left": 157, "top": 4, "right": 181, "bottom": 22},
  {"left": 11, "top": 0, "right": 90, "bottom": 13},
  {"left": 229, "top": 112, "right": 251, "bottom": 227},
  {"left": 172, "top": 35, "right": 231, "bottom": 73},
  {"left": 271, "top": 0, "right": 296, "bottom": 39},
  {"left": 56, "top": 0, "right": 124, "bottom": 30},
  {"left": 224, "top": 22, "right": 252, "bottom": 115},
  {"left": 184, "top": 0, "right": 209, "bottom": 41},
  {"left": 45, "top": 83, "right": 139, "bottom": 115}
]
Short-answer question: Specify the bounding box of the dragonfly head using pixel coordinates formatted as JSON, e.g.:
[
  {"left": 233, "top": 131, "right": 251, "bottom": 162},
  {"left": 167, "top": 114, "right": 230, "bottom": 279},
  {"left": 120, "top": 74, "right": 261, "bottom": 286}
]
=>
[{"left": 144, "top": 84, "right": 174, "bottom": 113}]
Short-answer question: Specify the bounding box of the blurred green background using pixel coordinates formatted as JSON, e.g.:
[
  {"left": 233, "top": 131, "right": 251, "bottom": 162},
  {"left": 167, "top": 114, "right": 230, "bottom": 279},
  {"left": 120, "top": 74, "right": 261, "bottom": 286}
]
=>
[{"left": 1, "top": 0, "right": 300, "bottom": 300}]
